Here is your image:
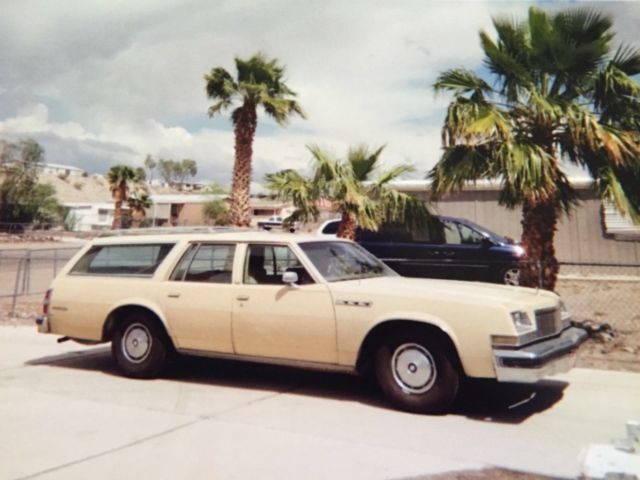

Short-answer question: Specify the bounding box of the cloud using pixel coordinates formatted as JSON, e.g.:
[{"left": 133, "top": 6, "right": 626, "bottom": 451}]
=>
[{"left": 0, "top": 0, "right": 636, "bottom": 190}]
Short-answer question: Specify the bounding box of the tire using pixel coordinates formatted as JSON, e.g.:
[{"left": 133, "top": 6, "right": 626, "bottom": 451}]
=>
[
  {"left": 374, "top": 329, "right": 460, "bottom": 414},
  {"left": 501, "top": 265, "right": 520, "bottom": 285},
  {"left": 111, "top": 313, "right": 169, "bottom": 378}
]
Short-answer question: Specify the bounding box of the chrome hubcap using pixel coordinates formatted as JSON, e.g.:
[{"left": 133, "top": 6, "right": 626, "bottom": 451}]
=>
[
  {"left": 122, "top": 323, "right": 152, "bottom": 363},
  {"left": 391, "top": 343, "right": 436, "bottom": 394},
  {"left": 504, "top": 268, "right": 520, "bottom": 285}
]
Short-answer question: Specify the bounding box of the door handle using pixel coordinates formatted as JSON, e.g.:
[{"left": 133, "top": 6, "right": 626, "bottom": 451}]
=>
[
  {"left": 167, "top": 293, "right": 181, "bottom": 298},
  {"left": 236, "top": 295, "right": 250, "bottom": 301}
]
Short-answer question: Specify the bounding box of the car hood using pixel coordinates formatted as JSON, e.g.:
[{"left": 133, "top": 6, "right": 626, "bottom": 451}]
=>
[{"left": 327, "top": 275, "right": 558, "bottom": 310}]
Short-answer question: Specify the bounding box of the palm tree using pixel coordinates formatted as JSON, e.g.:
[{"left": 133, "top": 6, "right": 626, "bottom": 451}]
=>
[
  {"left": 428, "top": 7, "right": 640, "bottom": 290},
  {"left": 266, "top": 144, "right": 430, "bottom": 240},
  {"left": 127, "top": 192, "right": 152, "bottom": 228},
  {"left": 107, "top": 165, "right": 140, "bottom": 229},
  {"left": 144, "top": 154, "right": 156, "bottom": 182},
  {"left": 205, "top": 52, "right": 305, "bottom": 226}
]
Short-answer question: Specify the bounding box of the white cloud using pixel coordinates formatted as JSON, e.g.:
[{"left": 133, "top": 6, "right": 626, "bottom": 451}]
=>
[{"left": 0, "top": 0, "right": 635, "bottom": 190}]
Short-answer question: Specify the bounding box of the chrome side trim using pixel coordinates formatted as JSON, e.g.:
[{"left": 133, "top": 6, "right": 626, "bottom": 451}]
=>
[
  {"left": 176, "top": 348, "right": 358, "bottom": 375},
  {"left": 335, "top": 299, "right": 372, "bottom": 308}
]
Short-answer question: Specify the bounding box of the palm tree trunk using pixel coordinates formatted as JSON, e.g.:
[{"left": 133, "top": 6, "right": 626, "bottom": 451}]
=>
[
  {"left": 111, "top": 185, "right": 125, "bottom": 229},
  {"left": 230, "top": 102, "right": 257, "bottom": 227},
  {"left": 337, "top": 213, "right": 357, "bottom": 240},
  {"left": 519, "top": 199, "right": 559, "bottom": 291},
  {"left": 112, "top": 200, "right": 122, "bottom": 229}
]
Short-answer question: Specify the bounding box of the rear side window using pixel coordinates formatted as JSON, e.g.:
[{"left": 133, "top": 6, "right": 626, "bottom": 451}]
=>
[
  {"left": 171, "top": 243, "right": 235, "bottom": 283},
  {"left": 322, "top": 221, "right": 340, "bottom": 235},
  {"left": 358, "top": 220, "right": 446, "bottom": 244},
  {"left": 70, "top": 243, "right": 175, "bottom": 276}
]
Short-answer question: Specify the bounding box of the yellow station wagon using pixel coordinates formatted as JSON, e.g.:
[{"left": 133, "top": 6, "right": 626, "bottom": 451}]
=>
[{"left": 37, "top": 230, "right": 586, "bottom": 413}]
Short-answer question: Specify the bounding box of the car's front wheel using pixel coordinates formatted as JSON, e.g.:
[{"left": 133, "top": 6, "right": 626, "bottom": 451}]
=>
[
  {"left": 374, "top": 329, "right": 460, "bottom": 413},
  {"left": 112, "top": 313, "right": 170, "bottom": 378},
  {"left": 501, "top": 265, "right": 520, "bottom": 285}
]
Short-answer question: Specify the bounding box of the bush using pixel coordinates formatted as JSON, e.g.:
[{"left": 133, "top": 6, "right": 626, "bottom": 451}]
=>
[{"left": 202, "top": 199, "right": 231, "bottom": 225}]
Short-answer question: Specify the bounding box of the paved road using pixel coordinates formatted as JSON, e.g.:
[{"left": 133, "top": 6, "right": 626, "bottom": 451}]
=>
[{"left": 1, "top": 326, "right": 639, "bottom": 480}]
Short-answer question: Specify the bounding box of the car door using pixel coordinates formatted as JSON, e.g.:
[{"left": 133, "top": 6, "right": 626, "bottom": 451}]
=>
[
  {"left": 438, "top": 220, "right": 492, "bottom": 281},
  {"left": 358, "top": 222, "right": 448, "bottom": 279},
  {"left": 231, "top": 243, "right": 338, "bottom": 364},
  {"left": 159, "top": 242, "right": 236, "bottom": 353}
]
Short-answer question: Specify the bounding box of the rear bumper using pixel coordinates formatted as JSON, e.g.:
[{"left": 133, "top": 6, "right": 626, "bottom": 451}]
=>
[
  {"left": 36, "top": 315, "right": 50, "bottom": 334},
  {"left": 493, "top": 326, "right": 588, "bottom": 383}
]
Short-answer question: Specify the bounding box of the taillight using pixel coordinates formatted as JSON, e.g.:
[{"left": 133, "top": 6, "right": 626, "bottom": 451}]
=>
[{"left": 43, "top": 289, "right": 53, "bottom": 315}]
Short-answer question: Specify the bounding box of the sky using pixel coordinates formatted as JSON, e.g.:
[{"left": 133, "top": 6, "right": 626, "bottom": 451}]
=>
[{"left": 0, "top": 0, "right": 639, "bottom": 191}]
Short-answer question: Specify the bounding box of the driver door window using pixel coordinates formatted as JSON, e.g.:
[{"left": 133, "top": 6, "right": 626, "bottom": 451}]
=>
[{"left": 244, "top": 244, "right": 313, "bottom": 285}]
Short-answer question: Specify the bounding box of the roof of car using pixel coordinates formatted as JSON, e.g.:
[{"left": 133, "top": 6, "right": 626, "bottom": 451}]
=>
[{"left": 91, "top": 229, "right": 347, "bottom": 245}]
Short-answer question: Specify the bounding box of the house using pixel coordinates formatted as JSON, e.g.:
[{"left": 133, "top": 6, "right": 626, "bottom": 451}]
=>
[
  {"left": 37, "top": 163, "right": 85, "bottom": 177},
  {"left": 147, "top": 194, "right": 225, "bottom": 226},
  {"left": 65, "top": 202, "right": 122, "bottom": 231}
]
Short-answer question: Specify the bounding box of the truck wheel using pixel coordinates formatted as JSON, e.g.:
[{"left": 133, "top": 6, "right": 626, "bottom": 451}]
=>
[
  {"left": 112, "top": 313, "right": 169, "bottom": 378},
  {"left": 374, "top": 330, "right": 460, "bottom": 413}
]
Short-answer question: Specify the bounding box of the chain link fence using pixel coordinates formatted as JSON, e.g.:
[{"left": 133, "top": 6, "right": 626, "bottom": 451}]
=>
[
  {"left": 0, "top": 247, "right": 80, "bottom": 316},
  {"left": 1, "top": 245, "right": 638, "bottom": 332},
  {"left": 555, "top": 263, "right": 640, "bottom": 334}
]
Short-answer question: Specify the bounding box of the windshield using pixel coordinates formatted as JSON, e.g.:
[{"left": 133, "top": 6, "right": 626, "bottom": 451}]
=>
[{"left": 299, "top": 241, "right": 396, "bottom": 282}]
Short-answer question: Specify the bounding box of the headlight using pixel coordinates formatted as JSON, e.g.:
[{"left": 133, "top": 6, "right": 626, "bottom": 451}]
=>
[
  {"left": 513, "top": 245, "right": 525, "bottom": 257},
  {"left": 511, "top": 310, "right": 533, "bottom": 333}
]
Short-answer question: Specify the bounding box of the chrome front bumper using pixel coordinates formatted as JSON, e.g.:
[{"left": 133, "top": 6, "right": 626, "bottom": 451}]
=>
[{"left": 493, "top": 326, "right": 588, "bottom": 383}]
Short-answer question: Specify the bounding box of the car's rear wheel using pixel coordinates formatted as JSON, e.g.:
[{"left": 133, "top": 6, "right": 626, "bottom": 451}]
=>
[
  {"left": 374, "top": 329, "right": 460, "bottom": 413},
  {"left": 112, "top": 313, "right": 169, "bottom": 378},
  {"left": 501, "top": 266, "right": 520, "bottom": 285}
]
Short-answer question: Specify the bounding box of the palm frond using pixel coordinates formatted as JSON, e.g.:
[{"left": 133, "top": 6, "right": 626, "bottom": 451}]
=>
[
  {"left": 205, "top": 67, "right": 238, "bottom": 101},
  {"left": 611, "top": 44, "right": 640, "bottom": 76},
  {"left": 495, "top": 142, "right": 574, "bottom": 209},
  {"left": 307, "top": 144, "right": 339, "bottom": 183},
  {"left": 563, "top": 104, "right": 639, "bottom": 169},
  {"left": 441, "top": 96, "right": 514, "bottom": 148},
  {"left": 374, "top": 164, "right": 414, "bottom": 188},
  {"left": 593, "top": 63, "right": 640, "bottom": 126},
  {"left": 596, "top": 165, "right": 640, "bottom": 223},
  {"left": 428, "top": 145, "right": 494, "bottom": 199},
  {"left": 376, "top": 188, "right": 430, "bottom": 232},
  {"left": 347, "top": 144, "right": 385, "bottom": 181},
  {"left": 264, "top": 169, "right": 319, "bottom": 223},
  {"left": 434, "top": 69, "right": 492, "bottom": 99}
]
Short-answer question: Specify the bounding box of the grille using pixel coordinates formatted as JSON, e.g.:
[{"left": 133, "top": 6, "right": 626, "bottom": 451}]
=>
[{"left": 535, "top": 307, "right": 560, "bottom": 337}]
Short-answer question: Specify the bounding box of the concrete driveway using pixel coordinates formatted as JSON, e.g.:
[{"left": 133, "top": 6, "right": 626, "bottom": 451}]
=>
[{"left": 1, "top": 326, "right": 639, "bottom": 480}]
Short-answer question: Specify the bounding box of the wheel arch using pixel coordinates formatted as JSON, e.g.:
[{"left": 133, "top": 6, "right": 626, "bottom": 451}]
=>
[
  {"left": 102, "top": 302, "right": 172, "bottom": 345},
  {"left": 355, "top": 319, "right": 465, "bottom": 377}
]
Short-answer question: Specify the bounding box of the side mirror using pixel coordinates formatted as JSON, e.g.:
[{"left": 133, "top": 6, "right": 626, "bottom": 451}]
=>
[
  {"left": 282, "top": 271, "right": 299, "bottom": 286},
  {"left": 481, "top": 236, "right": 494, "bottom": 248}
]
